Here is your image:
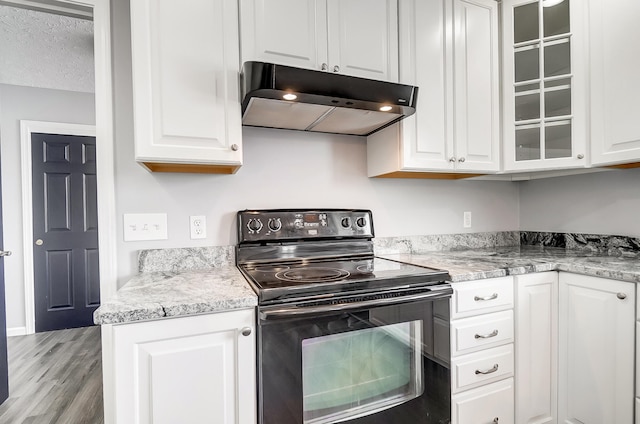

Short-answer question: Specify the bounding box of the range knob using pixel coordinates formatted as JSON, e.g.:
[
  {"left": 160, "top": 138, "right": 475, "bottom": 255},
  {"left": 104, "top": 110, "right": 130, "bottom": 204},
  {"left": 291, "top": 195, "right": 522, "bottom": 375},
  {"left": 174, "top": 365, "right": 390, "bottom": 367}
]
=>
[
  {"left": 268, "top": 218, "right": 282, "bottom": 232},
  {"left": 247, "top": 218, "right": 263, "bottom": 233},
  {"left": 341, "top": 217, "right": 351, "bottom": 228},
  {"left": 356, "top": 217, "right": 367, "bottom": 228}
]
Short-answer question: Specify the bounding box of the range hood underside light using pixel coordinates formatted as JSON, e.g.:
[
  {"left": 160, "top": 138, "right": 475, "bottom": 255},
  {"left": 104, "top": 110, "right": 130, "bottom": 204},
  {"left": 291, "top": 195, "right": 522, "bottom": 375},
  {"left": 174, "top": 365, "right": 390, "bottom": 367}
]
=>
[
  {"left": 240, "top": 61, "right": 418, "bottom": 137},
  {"left": 242, "top": 98, "right": 402, "bottom": 136}
]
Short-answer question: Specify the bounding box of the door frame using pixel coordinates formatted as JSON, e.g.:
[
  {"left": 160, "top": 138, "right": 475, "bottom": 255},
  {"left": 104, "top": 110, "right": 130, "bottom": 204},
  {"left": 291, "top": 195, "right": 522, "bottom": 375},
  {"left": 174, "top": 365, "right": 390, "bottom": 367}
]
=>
[{"left": 12, "top": 0, "right": 116, "bottom": 335}]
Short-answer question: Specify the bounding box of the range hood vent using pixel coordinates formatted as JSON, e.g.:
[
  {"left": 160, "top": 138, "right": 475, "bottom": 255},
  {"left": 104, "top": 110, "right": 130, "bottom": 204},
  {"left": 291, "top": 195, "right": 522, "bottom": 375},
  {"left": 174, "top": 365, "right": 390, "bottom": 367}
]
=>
[{"left": 240, "top": 61, "right": 418, "bottom": 137}]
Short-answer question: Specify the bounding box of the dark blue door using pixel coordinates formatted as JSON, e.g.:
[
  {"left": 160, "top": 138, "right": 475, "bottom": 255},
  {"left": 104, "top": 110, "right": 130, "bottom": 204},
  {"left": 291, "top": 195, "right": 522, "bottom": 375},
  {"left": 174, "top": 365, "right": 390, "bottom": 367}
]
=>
[
  {"left": 31, "top": 133, "right": 100, "bottom": 332},
  {"left": 0, "top": 148, "right": 9, "bottom": 405}
]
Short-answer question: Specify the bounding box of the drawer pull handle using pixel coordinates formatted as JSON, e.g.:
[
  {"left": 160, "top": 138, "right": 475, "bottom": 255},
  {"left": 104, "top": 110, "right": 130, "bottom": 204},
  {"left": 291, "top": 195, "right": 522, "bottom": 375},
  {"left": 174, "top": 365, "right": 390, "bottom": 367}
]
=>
[
  {"left": 475, "top": 364, "right": 499, "bottom": 375},
  {"left": 475, "top": 329, "right": 498, "bottom": 339},
  {"left": 493, "top": 418, "right": 499, "bottom": 424},
  {"left": 474, "top": 293, "right": 498, "bottom": 301}
]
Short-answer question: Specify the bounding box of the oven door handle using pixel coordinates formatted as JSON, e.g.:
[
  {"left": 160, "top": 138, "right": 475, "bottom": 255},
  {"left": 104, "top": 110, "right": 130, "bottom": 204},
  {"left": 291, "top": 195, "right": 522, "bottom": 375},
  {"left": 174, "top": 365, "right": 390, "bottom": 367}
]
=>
[{"left": 259, "top": 286, "right": 453, "bottom": 320}]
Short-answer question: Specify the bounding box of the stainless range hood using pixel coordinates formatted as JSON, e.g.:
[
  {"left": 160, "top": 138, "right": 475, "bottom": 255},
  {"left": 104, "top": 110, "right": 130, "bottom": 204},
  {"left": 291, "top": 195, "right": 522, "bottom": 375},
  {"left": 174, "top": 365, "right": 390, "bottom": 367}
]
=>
[{"left": 240, "top": 61, "right": 418, "bottom": 137}]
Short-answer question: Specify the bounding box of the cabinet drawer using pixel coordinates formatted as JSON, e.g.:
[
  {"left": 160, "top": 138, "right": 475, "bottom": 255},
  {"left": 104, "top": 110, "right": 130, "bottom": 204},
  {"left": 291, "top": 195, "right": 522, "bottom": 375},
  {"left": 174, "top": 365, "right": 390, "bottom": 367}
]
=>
[
  {"left": 452, "top": 377, "right": 514, "bottom": 424},
  {"left": 451, "top": 344, "right": 514, "bottom": 394},
  {"left": 452, "top": 277, "right": 513, "bottom": 319},
  {"left": 451, "top": 310, "right": 513, "bottom": 356}
]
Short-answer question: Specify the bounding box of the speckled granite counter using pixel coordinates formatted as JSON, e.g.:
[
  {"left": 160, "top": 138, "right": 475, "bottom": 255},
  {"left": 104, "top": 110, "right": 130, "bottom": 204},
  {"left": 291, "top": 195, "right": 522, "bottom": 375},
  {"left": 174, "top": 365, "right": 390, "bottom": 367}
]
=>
[
  {"left": 94, "top": 266, "right": 257, "bottom": 325},
  {"left": 380, "top": 245, "right": 640, "bottom": 283},
  {"left": 95, "top": 232, "right": 640, "bottom": 325}
]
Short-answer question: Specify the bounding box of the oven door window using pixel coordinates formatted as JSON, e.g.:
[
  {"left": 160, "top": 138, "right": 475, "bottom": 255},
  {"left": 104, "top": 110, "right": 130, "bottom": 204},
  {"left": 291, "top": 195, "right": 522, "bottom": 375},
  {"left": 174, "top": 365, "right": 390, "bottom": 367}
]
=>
[{"left": 301, "top": 320, "right": 423, "bottom": 424}]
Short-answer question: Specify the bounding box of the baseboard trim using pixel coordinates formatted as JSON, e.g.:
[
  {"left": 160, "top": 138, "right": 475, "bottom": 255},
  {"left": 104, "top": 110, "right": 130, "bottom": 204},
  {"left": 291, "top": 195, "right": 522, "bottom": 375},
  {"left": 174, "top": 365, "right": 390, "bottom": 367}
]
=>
[{"left": 7, "top": 327, "right": 27, "bottom": 337}]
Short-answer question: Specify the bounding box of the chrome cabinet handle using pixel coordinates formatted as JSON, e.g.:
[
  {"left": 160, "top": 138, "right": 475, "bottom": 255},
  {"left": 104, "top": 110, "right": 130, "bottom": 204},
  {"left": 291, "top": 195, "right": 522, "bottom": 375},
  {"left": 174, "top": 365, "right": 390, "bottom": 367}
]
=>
[
  {"left": 458, "top": 157, "right": 466, "bottom": 163},
  {"left": 240, "top": 327, "right": 252, "bottom": 337},
  {"left": 617, "top": 292, "right": 627, "bottom": 300},
  {"left": 475, "top": 329, "right": 499, "bottom": 339},
  {"left": 321, "top": 63, "right": 328, "bottom": 71},
  {"left": 474, "top": 293, "right": 498, "bottom": 301},
  {"left": 35, "top": 239, "right": 44, "bottom": 246},
  {"left": 231, "top": 144, "right": 239, "bottom": 151},
  {"left": 493, "top": 418, "right": 499, "bottom": 424},
  {"left": 577, "top": 153, "right": 584, "bottom": 159},
  {"left": 449, "top": 157, "right": 456, "bottom": 162},
  {"left": 475, "top": 363, "right": 499, "bottom": 375},
  {"left": 333, "top": 65, "right": 340, "bottom": 73},
  {"left": 0, "top": 250, "right": 11, "bottom": 257}
]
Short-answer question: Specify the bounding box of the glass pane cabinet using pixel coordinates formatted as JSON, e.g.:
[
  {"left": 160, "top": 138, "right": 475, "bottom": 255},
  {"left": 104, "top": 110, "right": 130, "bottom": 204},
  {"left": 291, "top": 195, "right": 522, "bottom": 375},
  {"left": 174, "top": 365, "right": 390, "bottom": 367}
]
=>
[{"left": 502, "top": 0, "right": 586, "bottom": 171}]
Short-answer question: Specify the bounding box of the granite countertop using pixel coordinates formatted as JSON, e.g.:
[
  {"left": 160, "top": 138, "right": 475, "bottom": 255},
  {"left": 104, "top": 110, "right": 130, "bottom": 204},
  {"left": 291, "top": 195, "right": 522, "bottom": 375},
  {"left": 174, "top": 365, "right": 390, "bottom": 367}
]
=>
[
  {"left": 94, "top": 266, "right": 257, "bottom": 325},
  {"left": 95, "top": 243, "right": 640, "bottom": 326},
  {"left": 380, "top": 245, "right": 640, "bottom": 283}
]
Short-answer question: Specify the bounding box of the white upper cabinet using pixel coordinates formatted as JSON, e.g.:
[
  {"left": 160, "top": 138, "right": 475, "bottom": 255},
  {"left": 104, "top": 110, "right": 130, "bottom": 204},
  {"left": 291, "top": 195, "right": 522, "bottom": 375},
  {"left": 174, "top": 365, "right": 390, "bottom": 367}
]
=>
[
  {"left": 589, "top": 0, "right": 640, "bottom": 166},
  {"left": 367, "top": 0, "right": 500, "bottom": 178},
  {"left": 239, "top": 0, "right": 398, "bottom": 82},
  {"left": 502, "top": 0, "right": 587, "bottom": 172},
  {"left": 451, "top": 0, "right": 500, "bottom": 173},
  {"left": 130, "top": 0, "right": 243, "bottom": 173}
]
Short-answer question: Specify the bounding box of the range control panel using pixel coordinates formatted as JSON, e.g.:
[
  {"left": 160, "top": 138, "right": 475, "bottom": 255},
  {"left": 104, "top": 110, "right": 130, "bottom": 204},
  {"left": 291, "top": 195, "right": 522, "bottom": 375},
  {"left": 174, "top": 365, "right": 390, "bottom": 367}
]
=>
[{"left": 237, "top": 209, "right": 374, "bottom": 243}]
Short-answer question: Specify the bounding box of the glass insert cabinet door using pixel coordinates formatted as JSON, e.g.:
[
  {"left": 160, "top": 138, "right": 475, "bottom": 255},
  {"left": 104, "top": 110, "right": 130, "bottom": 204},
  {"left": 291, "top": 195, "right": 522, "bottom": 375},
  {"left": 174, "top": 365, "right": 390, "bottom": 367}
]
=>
[{"left": 502, "top": 0, "right": 587, "bottom": 171}]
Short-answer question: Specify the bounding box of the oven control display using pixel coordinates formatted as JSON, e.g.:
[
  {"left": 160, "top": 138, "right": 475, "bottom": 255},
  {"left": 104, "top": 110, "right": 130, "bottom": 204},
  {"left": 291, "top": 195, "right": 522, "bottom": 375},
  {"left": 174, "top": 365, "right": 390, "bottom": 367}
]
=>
[{"left": 238, "top": 210, "right": 373, "bottom": 242}]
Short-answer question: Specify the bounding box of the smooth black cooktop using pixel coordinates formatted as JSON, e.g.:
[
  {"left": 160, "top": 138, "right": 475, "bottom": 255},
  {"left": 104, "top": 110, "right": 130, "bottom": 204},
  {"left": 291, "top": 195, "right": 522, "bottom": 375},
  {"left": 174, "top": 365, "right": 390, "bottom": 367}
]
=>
[{"left": 239, "top": 256, "right": 450, "bottom": 304}]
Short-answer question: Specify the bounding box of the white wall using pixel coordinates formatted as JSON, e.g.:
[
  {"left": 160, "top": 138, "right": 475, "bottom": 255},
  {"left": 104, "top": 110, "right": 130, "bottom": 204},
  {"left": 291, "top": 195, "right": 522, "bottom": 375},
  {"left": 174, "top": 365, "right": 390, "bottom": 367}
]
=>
[
  {"left": 110, "top": 0, "right": 520, "bottom": 285},
  {"left": 0, "top": 84, "right": 95, "bottom": 331},
  {"left": 519, "top": 168, "right": 640, "bottom": 237}
]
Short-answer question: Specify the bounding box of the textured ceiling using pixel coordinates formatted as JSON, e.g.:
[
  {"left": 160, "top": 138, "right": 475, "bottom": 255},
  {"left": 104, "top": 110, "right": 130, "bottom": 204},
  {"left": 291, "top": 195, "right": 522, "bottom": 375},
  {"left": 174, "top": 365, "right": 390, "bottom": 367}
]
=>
[{"left": 0, "top": 5, "right": 94, "bottom": 93}]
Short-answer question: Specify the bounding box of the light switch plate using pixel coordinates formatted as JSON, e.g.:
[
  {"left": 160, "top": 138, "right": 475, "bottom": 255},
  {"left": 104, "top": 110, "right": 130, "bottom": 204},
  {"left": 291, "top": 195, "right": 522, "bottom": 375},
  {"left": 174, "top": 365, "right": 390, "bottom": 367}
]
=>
[{"left": 123, "top": 213, "right": 168, "bottom": 241}]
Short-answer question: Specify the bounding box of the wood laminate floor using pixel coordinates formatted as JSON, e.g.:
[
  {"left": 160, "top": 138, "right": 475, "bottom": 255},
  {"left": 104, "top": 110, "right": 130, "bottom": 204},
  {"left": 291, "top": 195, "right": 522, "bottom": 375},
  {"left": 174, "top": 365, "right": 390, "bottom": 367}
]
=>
[{"left": 0, "top": 326, "right": 103, "bottom": 424}]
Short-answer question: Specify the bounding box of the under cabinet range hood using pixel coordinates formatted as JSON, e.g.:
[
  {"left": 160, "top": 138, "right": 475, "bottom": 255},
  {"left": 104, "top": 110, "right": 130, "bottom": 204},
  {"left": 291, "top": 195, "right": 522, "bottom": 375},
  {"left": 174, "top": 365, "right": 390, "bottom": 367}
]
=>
[{"left": 240, "top": 61, "right": 418, "bottom": 136}]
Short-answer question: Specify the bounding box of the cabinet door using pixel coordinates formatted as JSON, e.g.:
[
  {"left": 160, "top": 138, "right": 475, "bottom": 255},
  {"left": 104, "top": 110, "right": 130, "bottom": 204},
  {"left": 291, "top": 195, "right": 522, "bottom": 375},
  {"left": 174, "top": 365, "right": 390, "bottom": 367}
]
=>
[
  {"left": 326, "top": 0, "right": 398, "bottom": 82},
  {"left": 502, "top": 0, "right": 587, "bottom": 172},
  {"left": 109, "top": 309, "right": 256, "bottom": 424},
  {"left": 452, "top": 377, "right": 515, "bottom": 424},
  {"left": 451, "top": 0, "right": 500, "bottom": 172},
  {"left": 366, "top": 0, "right": 451, "bottom": 176},
  {"left": 130, "top": 0, "right": 242, "bottom": 172},
  {"left": 589, "top": 0, "right": 640, "bottom": 166},
  {"left": 558, "top": 273, "right": 635, "bottom": 424},
  {"left": 366, "top": 0, "right": 501, "bottom": 177},
  {"left": 239, "top": 0, "right": 328, "bottom": 71},
  {"left": 515, "top": 272, "right": 557, "bottom": 424}
]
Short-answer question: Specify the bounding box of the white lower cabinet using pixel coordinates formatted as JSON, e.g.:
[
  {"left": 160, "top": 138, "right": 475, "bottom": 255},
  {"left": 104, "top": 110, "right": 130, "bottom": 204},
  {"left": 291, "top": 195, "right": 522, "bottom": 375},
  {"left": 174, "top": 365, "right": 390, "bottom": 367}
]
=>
[
  {"left": 558, "top": 273, "right": 635, "bottom": 424},
  {"left": 101, "top": 308, "right": 256, "bottom": 424},
  {"left": 452, "top": 377, "right": 515, "bottom": 424},
  {"left": 514, "top": 272, "right": 558, "bottom": 424},
  {"left": 450, "top": 277, "right": 515, "bottom": 423}
]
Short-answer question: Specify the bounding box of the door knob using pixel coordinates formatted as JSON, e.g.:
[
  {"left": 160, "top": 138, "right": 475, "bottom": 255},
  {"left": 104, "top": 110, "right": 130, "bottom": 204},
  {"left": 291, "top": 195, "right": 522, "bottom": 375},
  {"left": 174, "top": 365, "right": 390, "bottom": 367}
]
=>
[
  {"left": 35, "top": 239, "right": 44, "bottom": 246},
  {"left": 0, "top": 250, "right": 11, "bottom": 257}
]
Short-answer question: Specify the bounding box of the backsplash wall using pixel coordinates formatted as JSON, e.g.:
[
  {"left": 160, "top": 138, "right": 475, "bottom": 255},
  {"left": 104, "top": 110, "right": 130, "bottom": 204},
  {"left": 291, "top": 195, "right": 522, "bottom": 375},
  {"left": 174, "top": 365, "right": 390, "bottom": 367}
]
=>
[{"left": 519, "top": 168, "right": 640, "bottom": 238}]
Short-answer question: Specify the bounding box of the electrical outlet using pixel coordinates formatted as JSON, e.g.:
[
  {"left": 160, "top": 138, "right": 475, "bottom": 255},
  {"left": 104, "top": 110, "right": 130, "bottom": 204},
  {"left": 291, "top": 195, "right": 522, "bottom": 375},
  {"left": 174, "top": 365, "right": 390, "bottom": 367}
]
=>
[
  {"left": 463, "top": 211, "right": 472, "bottom": 228},
  {"left": 190, "top": 215, "right": 207, "bottom": 239}
]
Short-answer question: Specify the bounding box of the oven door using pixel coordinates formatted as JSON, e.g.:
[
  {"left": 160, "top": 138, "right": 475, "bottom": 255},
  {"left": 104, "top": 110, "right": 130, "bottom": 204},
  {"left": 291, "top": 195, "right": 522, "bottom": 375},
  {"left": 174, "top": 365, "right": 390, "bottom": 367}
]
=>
[{"left": 257, "top": 287, "right": 452, "bottom": 424}]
